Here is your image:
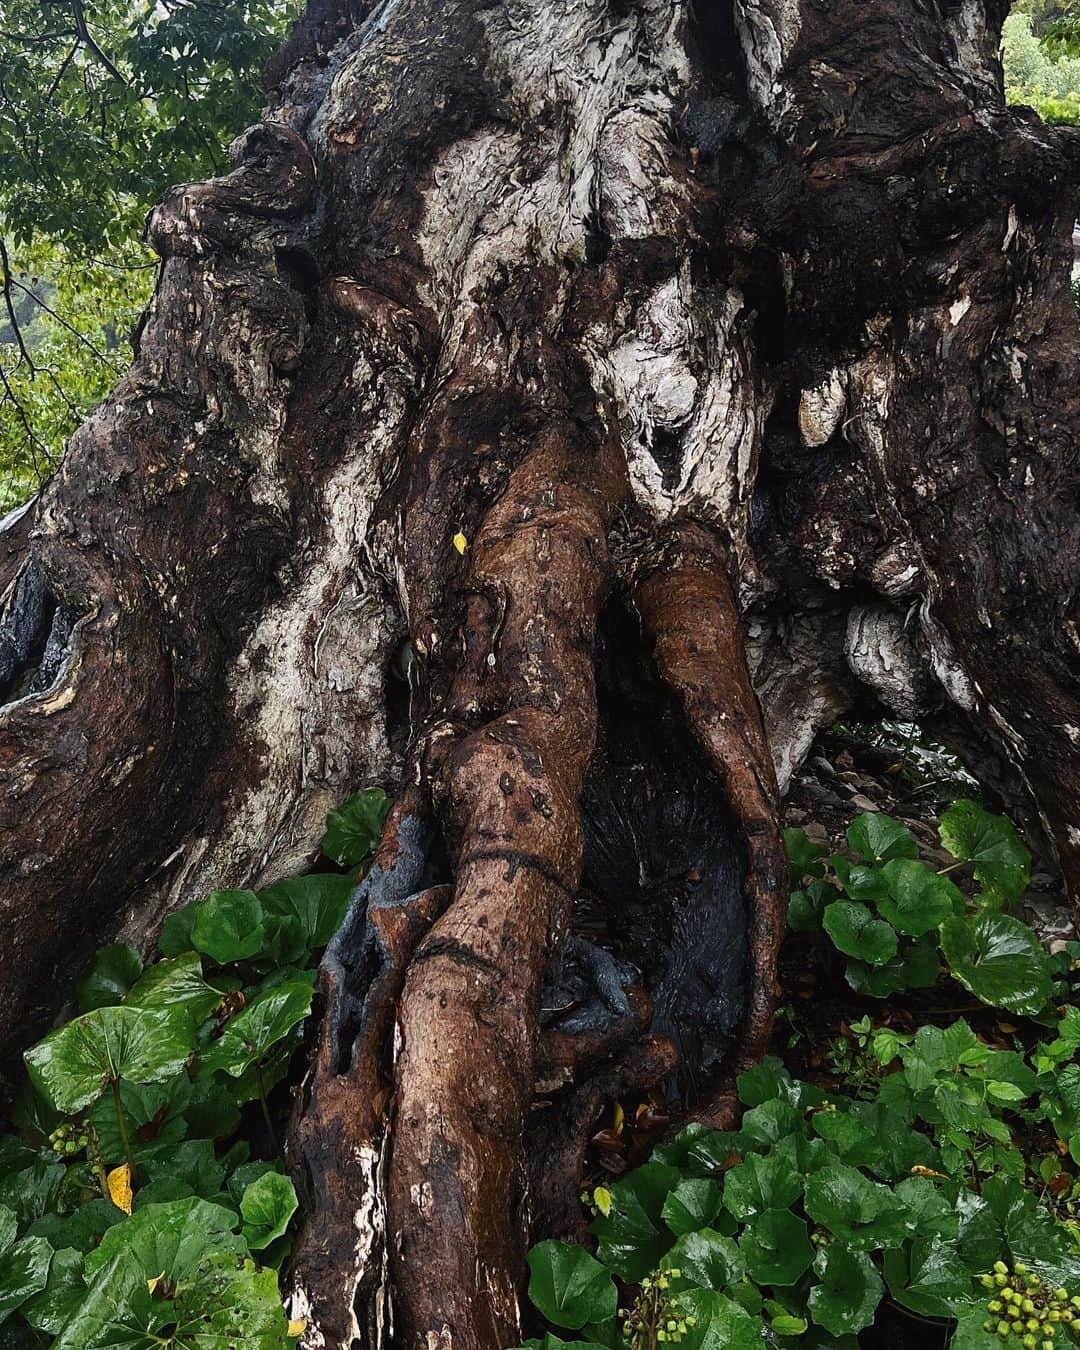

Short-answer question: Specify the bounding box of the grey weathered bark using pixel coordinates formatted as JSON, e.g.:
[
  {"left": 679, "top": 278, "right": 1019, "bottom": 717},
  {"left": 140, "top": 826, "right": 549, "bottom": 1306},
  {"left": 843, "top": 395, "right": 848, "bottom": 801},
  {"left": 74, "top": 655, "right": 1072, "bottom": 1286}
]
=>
[{"left": 0, "top": 0, "right": 1077, "bottom": 1345}]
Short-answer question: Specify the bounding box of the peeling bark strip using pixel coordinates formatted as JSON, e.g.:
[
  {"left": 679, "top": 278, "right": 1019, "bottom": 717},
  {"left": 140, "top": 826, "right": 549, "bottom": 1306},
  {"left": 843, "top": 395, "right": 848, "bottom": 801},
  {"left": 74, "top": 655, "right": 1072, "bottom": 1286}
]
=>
[{"left": 2, "top": 0, "right": 1079, "bottom": 1343}]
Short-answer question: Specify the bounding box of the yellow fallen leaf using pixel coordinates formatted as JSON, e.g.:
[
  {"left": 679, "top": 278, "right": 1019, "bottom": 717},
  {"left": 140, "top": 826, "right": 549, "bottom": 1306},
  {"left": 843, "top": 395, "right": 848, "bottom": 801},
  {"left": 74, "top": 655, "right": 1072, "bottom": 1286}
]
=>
[
  {"left": 147, "top": 1271, "right": 166, "bottom": 1295},
  {"left": 108, "top": 1163, "right": 133, "bottom": 1215},
  {"left": 593, "top": 1186, "right": 612, "bottom": 1218},
  {"left": 909, "top": 1164, "right": 948, "bottom": 1180},
  {"left": 287, "top": 1319, "right": 307, "bottom": 1338},
  {"left": 452, "top": 531, "right": 468, "bottom": 555},
  {"left": 613, "top": 1102, "right": 624, "bottom": 1135}
]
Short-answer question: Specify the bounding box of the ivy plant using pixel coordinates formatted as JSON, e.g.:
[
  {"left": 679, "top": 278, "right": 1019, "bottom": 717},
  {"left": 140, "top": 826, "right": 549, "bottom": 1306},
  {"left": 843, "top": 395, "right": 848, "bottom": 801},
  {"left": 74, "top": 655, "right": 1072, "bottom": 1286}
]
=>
[{"left": 786, "top": 800, "right": 1052, "bottom": 1014}]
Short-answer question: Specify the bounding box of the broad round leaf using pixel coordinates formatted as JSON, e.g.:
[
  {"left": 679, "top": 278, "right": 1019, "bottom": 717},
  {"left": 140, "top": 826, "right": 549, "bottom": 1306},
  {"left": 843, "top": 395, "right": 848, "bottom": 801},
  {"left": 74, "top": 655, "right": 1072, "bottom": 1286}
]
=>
[
  {"left": 258, "top": 873, "right": 355, "bottom": 948},
  {"left": 25, "top": 1006, "right": 193, "bottom": 1115},
  {"left": 588, "top": 1163, "right": 681, "bottom": 1281},
  {"left": 787, "top": 881, "right": 833, "bottom": 933},
  {"left": 320, "top": 789, "right": 390, "bottom": 869},
  {"left": 807, "top": 1245, "right": 884, "bottom": 1335},
  {"left": 190, "top": 891, "right": 265, "bottom": 965},
  {"left": 124, "top": 952, "right": 223, "bottom": 1025},
  {"left": 737, "top": 1209, "right": 813, "bottom": 1286},
  {"left": 525, "top": 1241, "right": 617, "bottom": 1330},
  {"left": 784, "top": 828, "right": 827, "bottom": 881},
  {"left": 240, "top": 1171, "right": 297, "bottom": 1251},
  {"left": 723, "top": 1152, "right": 802, "bottom": 1221},
  {"left": 940, "top": 913, "right": 1052, "bottom": 1015},
  {"left": 846, "top": 812, "right": 918, "bottom": 863},
  {"left": 678, "top": 1289, "right": 762, "bottom": 1350},
  {"left": 803, "top": 1159, "right": 909, "bottom": 1249},
  {"left": 662, "top": 1179, "right": 724, "bottom": 1236},
  {"left": 822, "top": 901, "right": 898, "bottom": 966},
  {"left": 0, "top": 1231, "right": 52, "bottom": 1323},
  {"left": 878, "top": 860, "right": 960, "bottom": 936},
  {"left": 21, "top": 1245, "right": 85, "bottom": 1334},
  {"left": 661, "top": 1228, "right": 744, "bottom": 1290},
  {"left": 197, "top": 980, "right": 314, "bottom": 1079},
  {"left": 938, "top": 798, "right": 1030, "bottom": 904},
  {"left": 84, "top": 1198, "right": 245, "bottom": 1284},
  {"left": 75, "top": 946, "right": 143, "bottom": 1013}
]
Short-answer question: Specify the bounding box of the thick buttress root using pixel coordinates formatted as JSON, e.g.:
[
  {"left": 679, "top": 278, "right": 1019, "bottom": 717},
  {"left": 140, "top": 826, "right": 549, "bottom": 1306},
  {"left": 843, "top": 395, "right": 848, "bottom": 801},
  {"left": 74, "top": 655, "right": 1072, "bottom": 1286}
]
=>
[
  {"left": 635, "top": 522, "right": 788, "bottom": 1075},
  {"left": 289, "top": 487, "right": 785, "bottom": 1346}
]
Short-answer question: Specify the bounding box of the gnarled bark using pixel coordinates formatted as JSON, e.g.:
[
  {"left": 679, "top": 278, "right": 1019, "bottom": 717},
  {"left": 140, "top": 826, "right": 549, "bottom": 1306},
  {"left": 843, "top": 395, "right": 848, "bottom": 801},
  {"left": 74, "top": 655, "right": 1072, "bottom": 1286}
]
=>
[{"left": 1, "top": 0, "right": 1077, "bottom": 1344}]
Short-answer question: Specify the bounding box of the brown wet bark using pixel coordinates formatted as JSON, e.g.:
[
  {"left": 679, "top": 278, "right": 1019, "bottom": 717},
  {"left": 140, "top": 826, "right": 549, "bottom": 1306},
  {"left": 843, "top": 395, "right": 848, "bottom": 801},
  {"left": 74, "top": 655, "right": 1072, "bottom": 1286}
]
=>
[{"left": 1, "top": 0, "right": 1078, "bottom": 1345}]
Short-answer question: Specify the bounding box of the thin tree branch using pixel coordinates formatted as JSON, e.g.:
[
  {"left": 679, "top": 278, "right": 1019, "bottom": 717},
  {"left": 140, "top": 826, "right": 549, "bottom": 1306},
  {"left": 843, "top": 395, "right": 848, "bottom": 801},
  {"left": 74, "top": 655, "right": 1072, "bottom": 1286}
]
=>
[{"left": 0, "top": 239, "right": 35, "bottom": 374}]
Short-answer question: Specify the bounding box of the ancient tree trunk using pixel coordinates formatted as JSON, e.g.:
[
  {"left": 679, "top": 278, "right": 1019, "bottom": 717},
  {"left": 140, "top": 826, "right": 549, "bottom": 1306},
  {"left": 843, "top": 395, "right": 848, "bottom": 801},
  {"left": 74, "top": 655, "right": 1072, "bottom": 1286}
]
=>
[{"left": 1, "top": 0, "right": 1078, "bottom": 1344}]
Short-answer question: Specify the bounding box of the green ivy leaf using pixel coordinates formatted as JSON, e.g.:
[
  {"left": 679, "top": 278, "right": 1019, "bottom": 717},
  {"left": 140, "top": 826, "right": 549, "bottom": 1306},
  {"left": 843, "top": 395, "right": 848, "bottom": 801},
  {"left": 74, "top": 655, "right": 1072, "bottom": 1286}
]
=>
[
  {"left": 88, "top": 1077, "right": 191, "bottom": 1167},
  {"left": 803, "top": 1159, "right": 909, "bottom": 1250},
  {"left": 784, "top": 828, "right": 827, "bottom": 881},
  {"left": 589, "top": 1164, "right": 681, "bottom": 1282},
  {"left": 722, "top": 1152, "right": 802, "bottom": 1221},
  {"left": 661, "top": 1229, "right": 744, "bottom": 1291},
  {"left": 190, "top": 891, "right": 265, "bottom": 965},
  {"left": 84, "top": 1198, "right": 246, "bottom": 1285},
  {"left": 822, "top": 901, "right": 898, "bottom": 966},
  {"left": 738, "top": 1209, "right": 813, "bottom": 1286},
  {"left": 661, "top": 1180, "right": 724, "bottom": 1236},
  {"left": 75, "top": 946, "right": 143, "bottom": 1013},
  {"left": 124, "top": 952, "right": 223, "bottom": 1025},
  {"left": 846, "top": 812, "right": 918, "bottom": 864},
  {"left": 938, "top": 799, "right": 1030, "bottom": 903},
  {"left": 940, "top": 913, "right": 1053, "bottom": 1015},
  {"left": 21, "top": 1245, "right": 84, "bottom": 1334},
  {"left": 0, "top": 1201, "right": 52, "bottom": 1325},
  {"left": 807, "top": 1246, "right": 884, "bottom": 1336},
  {"left": 25, "top": 1007, "right": 193, "bottom": 1115},
  {"left": 882, "top": 1234, "right": 976, "bottom": 1318},
  {"left": 197, "top": 979, "right": 314, "bottom": 1080},
  {"left": 158, "top": 906, "right": 198, "bottom": 959},
  {"left": 677, "top": 1290, "right": 761, "bottom": 1350},
  {"left": 51, "top": 1250, "right": 147, "bottom": 1350},
  {"left": 877, "top": 860, "right": 961, "bottom": 936},
  {"left": 258, "top": 873, "right": 355, "bottom": 948},
  {"left": 320, "top": 789, "right": 390, "bottom": 869},
  {"left": 525, "top": 1241, "right": 617, "bottom": 1330},
  {"left": 240, "top": 1171, "right": 297, "bottom": 1251},
  {"left": 787, "top": 881, "right": 834, "bottom": 933}
]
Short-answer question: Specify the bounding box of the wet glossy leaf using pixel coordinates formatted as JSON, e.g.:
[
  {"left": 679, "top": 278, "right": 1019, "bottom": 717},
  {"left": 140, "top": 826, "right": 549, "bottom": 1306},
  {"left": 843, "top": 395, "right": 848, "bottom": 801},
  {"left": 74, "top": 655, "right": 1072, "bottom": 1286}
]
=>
[
  {"left": 191, "top": 891, "right": 265, "bottom": 965},
  {"left": 661, "top": 1179, "right": 724, "bottom": 1235},
  {"left": 197, "top": 979, "right": 313, "bottom": 1080},
  {"left": 784, "top": 828, "right": 826, "bottom": 881},
  {"left": 940, "top": 912, "right": 1052, "bottom": 1014},
  {"left": 677, "top": 1290, "right": 761, "bottom": 1350},
  {"left": 846, "top": 812, "right": 918, "bottom": 864},
  {"left": 21, "top": 1246, "right": 85, "bottom": 1334},
  {"left": 939, "top": 798, "right": 1030, "bottom": 902},
  {"left": 722, "top": 1151, "right": 802, "bottom": 1221},
  {"left": 25, "top": 1007, "right": 192, "bottom": 1114},
  {"left": 589, "top": 1163, "right": 680, "bottom": 1281},
  {"left": 320, "top": 789, "right": 390, "bottom": 869},
  {"left": 84, "top": 1198, "right": 246, "bottom": 1284},
  {"left": 240, "top": 1172, "right": 297, "bottom": 1251},
  {"left": 75, "top": 946, "right": 143, "bottom": 1013},
  {"left": 738, "top": 1209, "right": 813, "bottom": 1286},
  {"left": 661, "top": 1229, "right": 744, "bottom": 1291},
  {"left": 807, "top": 1246, "right": 883, "bottom": 1336},
  {"left": 124, "top": 952, "right": 223, "bottom": 1026},
  {"left": 259, "top": 874, "right": 355, "bottom": 949},
  {"left": 787, "top": 881, "right": 834, "bottom": 933},
  {"left": 525, "top": 1241, "right": 617, "bottom": 1330},
  {"left": 877, "top": 860, "right": 960, "bottom": 936},
  {"left": 803, "top": 1159, "right": 909, "bottom": 1249},
  {"left": 822, "top": 901, "right": 898, "bottom": 966}
]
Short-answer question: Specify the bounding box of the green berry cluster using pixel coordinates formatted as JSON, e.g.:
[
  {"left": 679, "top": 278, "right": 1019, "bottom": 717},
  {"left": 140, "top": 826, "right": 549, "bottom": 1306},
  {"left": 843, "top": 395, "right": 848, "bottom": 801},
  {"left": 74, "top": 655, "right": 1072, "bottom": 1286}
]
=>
[
  {"left": 620, "top": 1271, "right": 698, "bottom": 1348},
  {"left": 979, "top": 1262, "right": 1080, "bottom": 1349},
  {"left": 48, "top": 1122, "right": 90, "bottom": 1156}
]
